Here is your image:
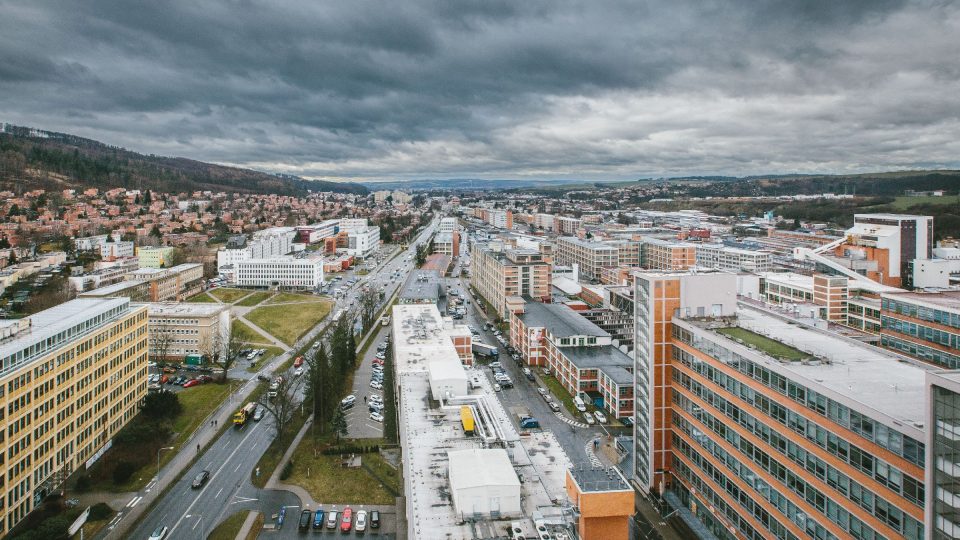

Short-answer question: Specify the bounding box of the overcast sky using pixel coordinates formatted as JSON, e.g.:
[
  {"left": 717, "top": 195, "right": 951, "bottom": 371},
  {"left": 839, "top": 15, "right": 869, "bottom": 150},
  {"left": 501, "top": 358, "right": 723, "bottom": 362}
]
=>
[{"left": 1, "top": 1, "right": 958, "bottom": 182}]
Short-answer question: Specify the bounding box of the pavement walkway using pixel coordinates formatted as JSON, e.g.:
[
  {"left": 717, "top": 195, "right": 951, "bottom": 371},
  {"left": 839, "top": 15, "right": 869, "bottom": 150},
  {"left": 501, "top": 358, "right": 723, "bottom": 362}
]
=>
[
  {"left": 235, "top": 510, "right": 260, "bottom": 540},
  {"left": 265, "top": 413, "right": 316, "bottom": 508}
]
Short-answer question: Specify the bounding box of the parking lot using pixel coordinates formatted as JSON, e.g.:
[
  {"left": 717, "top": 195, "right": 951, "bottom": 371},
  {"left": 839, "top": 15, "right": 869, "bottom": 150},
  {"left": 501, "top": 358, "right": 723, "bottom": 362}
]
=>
[
  {"left": 345, "top": 327, "right": 390, "bottom": 438},
  {"left": 262, "top": 504, "right": 397, "bottom": 538}
]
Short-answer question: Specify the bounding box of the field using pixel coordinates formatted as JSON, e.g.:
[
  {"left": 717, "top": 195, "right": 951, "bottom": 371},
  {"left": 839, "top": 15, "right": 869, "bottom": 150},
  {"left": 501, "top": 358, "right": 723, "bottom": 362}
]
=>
[
  {"left": 245, "top": 300, "right": 332, "bottom": 346},
  {"left": 264, "top": 292, "right": 325, "bottom": 304},
  {"left": 236, "top": 291, "right": 272, "bottom": 306},
  {"left": 232, "top": 319, "right": 267, "bottom": 344},
  {"left": 209, "top": 288, "right": 253, "bottom": 303},
  {"left": 889, "top": 195, "right": 960, "bottom": 210},
  {"left": 207, "top": 511, "right": 251, "bottom": 540},
  {"left": 285, "top": 439, "right": 400, "bottom": 505},
  {"left": 186, "top": 291, "right": 216, "bottom": 303}
]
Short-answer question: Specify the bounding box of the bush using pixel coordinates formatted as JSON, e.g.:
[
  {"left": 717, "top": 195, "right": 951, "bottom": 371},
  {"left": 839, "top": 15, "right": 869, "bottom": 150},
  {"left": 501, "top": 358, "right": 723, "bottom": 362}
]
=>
[
  {"left": 320, "top": 444, "right": 380, "bottom": 455},
  {"left": 89, "top": 502, "right": 112, "bottom": 521},
  {"left": 141, "top": 390, "right": 182, "bottom": 420},
  {"left": 112, "top": 460, "right": 136, "bottom": 485},
  {"left": 280, "top": 460, "right": 294, "bottom": 480},
  {"left": 75, "top": 474, "right": 91, "bottom": 492}
]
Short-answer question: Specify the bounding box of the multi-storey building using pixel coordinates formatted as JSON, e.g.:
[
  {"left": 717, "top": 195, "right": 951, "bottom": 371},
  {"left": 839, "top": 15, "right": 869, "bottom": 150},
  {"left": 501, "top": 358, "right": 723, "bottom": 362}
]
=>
[
  {"left": 432, "top": 217, "right": 460, "bottom": 256},
  {"left": 640, "top": 237, "right": 696, "bottom": 271},
  {"left": 555, "top": 236, "right": 618, "bottom": 281},
  {"left": 881, "top": 290, "right": 960, "bottom": 369},
  {"left": 632, "top": 270, "right": 927, "bottom": 540},
  {"left": 926, "top": 370, "right": 960, "bottom": 539},
  {"left": 826, "top": 213, "right": 934, "bottom": 288},
  {"left": 217, "top": 227, "right": 297, "bottom": 271},
  {"left": 135, "top": 246, "right": 176, "bottom": 268},
  {"left": 144, "top": 302, "right": 231, "bottom": 361},
  {"left": 470, "top": 244, "right": 551, "bottom": 319},
  {"left": 555, "top": 216, "right": 582, "bottom": 235},
  {"left": 235, "top": 255, "right": 324, "bottom": 289},
  {"left": 695, "top": 243, "right": 772, "bottom": 273},
  {"left": 509, "top": 301, "right": 633, "bottom": 418},
  {"left": 0, "top": 298, "right": 148, "bottom": 534},
  {"left": 79, "top": 263, "right": 203, "bottom": 302}
]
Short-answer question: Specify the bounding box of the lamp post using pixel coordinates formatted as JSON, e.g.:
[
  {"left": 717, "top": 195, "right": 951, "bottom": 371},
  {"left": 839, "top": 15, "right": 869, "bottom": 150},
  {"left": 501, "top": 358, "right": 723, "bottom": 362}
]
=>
[{"left": 157, "top": 446, "right": 174, "bottom": 479}]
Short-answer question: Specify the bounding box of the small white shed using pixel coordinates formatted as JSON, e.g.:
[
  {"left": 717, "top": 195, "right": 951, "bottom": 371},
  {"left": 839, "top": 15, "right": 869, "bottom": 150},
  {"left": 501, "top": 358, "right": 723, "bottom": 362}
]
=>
[{"left": 448, "top": 448, "right": 521, "bottom": 519}]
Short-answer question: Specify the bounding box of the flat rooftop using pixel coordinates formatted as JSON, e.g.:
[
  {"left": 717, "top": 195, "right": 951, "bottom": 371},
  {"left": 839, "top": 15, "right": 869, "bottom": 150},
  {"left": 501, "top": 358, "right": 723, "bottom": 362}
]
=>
[
  {"left": 683, "top": 305, "right": 929, "bottom": 438},
  {"left": 884, "top": 290, "right": 960, "bottom": 311},
  {"left": 392, "top": 304, "right": 461, "bottom": 372},
  {"left": 569, "top": 465, "right": 630, "bottom": 493},
  {"left": 759, "top": 271, "right": 814, "bottom": 288},
  {"left": 561, "top": 345, "right": 633, "bottom": 371},
  {"left": 80, "top": 280, "right": 145, "bottom": 296},
  {"left": 519, "top": 302, "right": 609, "bottom": 338},
  {"left": 143, "top": 302, "right": 227, "bottom": 316}
]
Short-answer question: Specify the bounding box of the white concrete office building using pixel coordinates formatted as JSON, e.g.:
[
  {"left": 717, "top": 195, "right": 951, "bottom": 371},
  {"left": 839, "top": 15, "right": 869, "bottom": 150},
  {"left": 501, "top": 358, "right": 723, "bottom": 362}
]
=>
[{"left": 235, "top": 256, "right": 324, "bottom": 289}]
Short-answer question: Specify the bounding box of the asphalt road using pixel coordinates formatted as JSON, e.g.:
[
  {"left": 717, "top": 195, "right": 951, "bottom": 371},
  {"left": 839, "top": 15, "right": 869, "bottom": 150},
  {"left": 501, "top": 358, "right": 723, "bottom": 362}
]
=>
[{"left": 119, "top": 221, "right": 438, "bottom": 540}]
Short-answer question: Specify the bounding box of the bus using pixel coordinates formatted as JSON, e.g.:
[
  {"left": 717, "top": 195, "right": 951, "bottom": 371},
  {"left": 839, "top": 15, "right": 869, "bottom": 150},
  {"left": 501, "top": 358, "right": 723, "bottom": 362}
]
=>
[
  {"left": 234, "top": 402, "right": 257, "bottom": 428},
  {"left": 460, "top": 406, "right": 475, "bottom": 436}
]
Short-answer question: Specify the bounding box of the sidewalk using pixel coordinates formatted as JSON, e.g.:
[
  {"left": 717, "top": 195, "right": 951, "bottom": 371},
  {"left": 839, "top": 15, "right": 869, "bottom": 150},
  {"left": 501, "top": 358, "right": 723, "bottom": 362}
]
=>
[{"left": 265, "top": 413, "right": 316, "bottom": 507}]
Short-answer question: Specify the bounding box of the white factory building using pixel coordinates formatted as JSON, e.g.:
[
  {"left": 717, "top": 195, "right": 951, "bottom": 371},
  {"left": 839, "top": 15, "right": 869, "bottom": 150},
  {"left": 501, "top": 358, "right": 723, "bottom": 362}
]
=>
[{"left": 448, "top": 449, "right": 522, "bottom": 519}]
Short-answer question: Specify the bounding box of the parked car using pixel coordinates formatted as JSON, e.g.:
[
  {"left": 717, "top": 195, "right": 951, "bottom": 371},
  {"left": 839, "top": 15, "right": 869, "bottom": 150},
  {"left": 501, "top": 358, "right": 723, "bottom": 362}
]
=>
[
  {"left": 341, "top": 395, "right": 356, "bottom": 409},
  {"left": 537, "top": 387, "right": 548, "bottom": 397},
  {"left": 293, "top": 367, "right": 304, "bottom": 378},
  {"left": 370, "top": 510, "right": 380, "bottom": 529},
  {"left": 298, "top": 509, "right": 312, "bottom": 531},
  {"left": 191, "top": 470, "right": 210, "bottom": 489},
  {"left": 493, "top": 383, "right": 501, "bottom": 392},
  {"left": 548, "top": 401, "right": 561, "bottom": 412},
  {"left": 355, "top": 510, "right": 367, "bottom": 532},
  {"left": 370, "top": 411, "right": 384, "bottom": 422},
  {"left": 159, "top": 375, "right": 169, "bottom": 384},
  {"left": 340, "top": 507, "right": 353, "bottom": 532},
  {"left": 183, "top": 379, "right": 200, "bottom": 389},
  {"left": 594, "top": 410, "right": 608, "bottom": 424},
  {"left": 583, "top": 412, "right": 596, "bottom": 425},
  {"left": 370, "top": 380, "right": 383, "bottom": 390},
  {"left": 313, "top": 509, "right": 325, "bottom": 529},
  {"left": 326, "top": 510, "right": 339, "bottom": 529}
]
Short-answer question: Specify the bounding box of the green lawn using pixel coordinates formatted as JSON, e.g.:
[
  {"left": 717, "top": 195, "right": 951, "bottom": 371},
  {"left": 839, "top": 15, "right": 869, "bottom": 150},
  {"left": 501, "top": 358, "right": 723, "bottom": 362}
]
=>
[
  {"left": 890, "top": 194, "right": 959, "bottom": 210},
  {"left": 236, "top": 291, "right": 273, "bottom": 307},
  {"left": 245, "top": 300, "right": 333, "bottom": 346},
  {"left": 285, "top": 438, "right": 400, "bottom": 505},
  {"left": 207, "top": 511, "right": 250, "bottom": 540},
  {"left": 251, "top": 405, "right": 310, "bottom": 489},
  {"left": 209, "top": 288, "right": 253, "bottom": 304},
  {"left": 187, "top": 292, "right": 217, "bottom": 303},
  {"left": 716, "top": 327, "right": 810, "bottom": 361},
  {"left": 541, "top": 373, "right": 580, "bottom": 416},
  {"left": 264, "top": 292, "right": 326, "bottom": 304},
  {"left": 232, "top": 319, "right": 267, "bottom": 344},
  {"left": 107, "top": 383, "right": 232, "bottom": 492}
]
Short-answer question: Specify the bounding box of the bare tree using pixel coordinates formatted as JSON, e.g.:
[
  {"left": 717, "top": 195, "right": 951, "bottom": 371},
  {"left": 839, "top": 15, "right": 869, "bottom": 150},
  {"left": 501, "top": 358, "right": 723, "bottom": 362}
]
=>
[
  {"left": 206, "top": 322, "right": 243, "bottom": 381},
  {"left": 151, "top": 327, "right": 175, "bottom": 363},
  {"left": 358, "top": 287, "right": 380, "bottom": 334},
  {"left": 257, "top": 376, "right": 304, "bottom": 442}
]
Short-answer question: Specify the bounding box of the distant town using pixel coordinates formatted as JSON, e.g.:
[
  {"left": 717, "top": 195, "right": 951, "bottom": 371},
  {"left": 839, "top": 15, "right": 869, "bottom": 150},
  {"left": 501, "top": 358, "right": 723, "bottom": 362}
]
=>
[{"left": 0, "top": 177, "right": 957, "bottom": 540}]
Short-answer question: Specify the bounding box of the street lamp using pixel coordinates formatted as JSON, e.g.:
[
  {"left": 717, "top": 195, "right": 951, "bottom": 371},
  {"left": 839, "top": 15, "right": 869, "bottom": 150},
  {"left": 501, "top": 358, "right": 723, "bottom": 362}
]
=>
[{"left": 157, "top": 446, "right": 174, "bottom": 479}]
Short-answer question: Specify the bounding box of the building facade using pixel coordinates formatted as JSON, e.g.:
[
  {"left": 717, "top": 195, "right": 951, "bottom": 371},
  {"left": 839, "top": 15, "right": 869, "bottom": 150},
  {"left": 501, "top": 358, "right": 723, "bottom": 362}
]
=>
[
  {"left": 235, "top": 256, "right": 324, "bottom": 289},
  {"left": 555, "top": 237, "right": 618, "bottom": 282},
  {"left": 695, "top": 243, "right": 772, "bottom": 273},
  {"left": 136, "top": 246, "right": 176, "bottom": 268},
  {"left": 881, "top": 290, "right": 960, "bottom": 369},
  {"left": 471, "top": 244, "right": 551, "bottom": 319},
  {"left": 145, "top": 302, "right": 231, "bottom": 360},
  {"left": 0, "top": 298, "right": 149, "bottom": 534},
  {"left": 641, "top": 238, "right": 696, "bottom": 271},
  {"left": 926, "top": 370, "right": 960, "bottom": 539}
]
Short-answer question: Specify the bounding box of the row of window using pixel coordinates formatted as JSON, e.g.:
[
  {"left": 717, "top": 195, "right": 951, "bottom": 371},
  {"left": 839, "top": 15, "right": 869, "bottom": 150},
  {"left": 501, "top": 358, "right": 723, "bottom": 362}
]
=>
[
  {"left": 882, "top": 335, "right": 960, "bottom": 370},
  {"left": 883, "top": 316, "right": 960, "bottom": 349},
  {"left": 882, "top": 298, "right": 960, "bottom": 330},
  {"left": 673, "top": 325, "right": 925, "bottom": 467}
]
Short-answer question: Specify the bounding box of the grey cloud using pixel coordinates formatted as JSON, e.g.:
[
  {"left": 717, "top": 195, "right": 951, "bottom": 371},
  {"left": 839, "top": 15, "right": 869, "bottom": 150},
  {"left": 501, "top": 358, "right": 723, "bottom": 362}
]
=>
[{"left": 0, "top": 0, "right": 957, "bottom": 181}]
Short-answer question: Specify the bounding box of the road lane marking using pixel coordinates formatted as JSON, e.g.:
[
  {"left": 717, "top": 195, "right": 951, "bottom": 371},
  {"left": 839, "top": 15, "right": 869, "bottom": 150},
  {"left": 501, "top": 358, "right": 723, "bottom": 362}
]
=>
[
  {"left": 215, "top": 488, "right": 223, "bottom": 498},
  {"left": 167, "top": 421, "right": 262, "bottom": 536},
  {"left": 126, "top": 496, "right": 143, "bottom": 508}
]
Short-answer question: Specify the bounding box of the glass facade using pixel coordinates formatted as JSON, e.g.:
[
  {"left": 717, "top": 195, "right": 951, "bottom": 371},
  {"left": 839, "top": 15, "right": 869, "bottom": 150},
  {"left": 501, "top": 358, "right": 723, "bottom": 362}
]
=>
[{"left": 933, "top": 384, "right": 960, "bottom": 539}]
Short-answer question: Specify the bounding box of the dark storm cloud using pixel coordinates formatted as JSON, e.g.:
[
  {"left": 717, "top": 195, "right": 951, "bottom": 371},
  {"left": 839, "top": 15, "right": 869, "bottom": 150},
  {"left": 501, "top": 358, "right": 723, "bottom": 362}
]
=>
[{"left": 1, "top": 0, "right": 958, "bottom": 180}]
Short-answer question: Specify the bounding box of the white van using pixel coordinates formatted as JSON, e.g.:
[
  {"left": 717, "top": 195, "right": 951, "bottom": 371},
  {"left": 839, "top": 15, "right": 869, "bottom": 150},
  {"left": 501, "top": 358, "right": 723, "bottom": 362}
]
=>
[{"left": 573, "top": 396, "right": 587, "bottom": 412}]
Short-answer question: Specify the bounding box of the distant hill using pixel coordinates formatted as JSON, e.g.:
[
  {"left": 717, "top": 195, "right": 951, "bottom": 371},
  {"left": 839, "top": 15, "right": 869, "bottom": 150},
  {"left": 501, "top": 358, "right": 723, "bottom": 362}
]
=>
[
  {"left": 0, "top": 124, "right": 367, "bottom": 196},
  {"left": 359, "top": 178, "right": 612, "bottom": 191}
]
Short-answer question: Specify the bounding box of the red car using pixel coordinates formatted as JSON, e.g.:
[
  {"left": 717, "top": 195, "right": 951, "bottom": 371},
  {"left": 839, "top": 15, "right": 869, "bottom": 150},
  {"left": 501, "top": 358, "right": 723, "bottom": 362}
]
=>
[
  {"left": 183, "top": 379, "right": 200, "bottom": 388},
  {"left": 340, "top": 507, "right": 353, "bottom": 533},
  {"left": 294, "top": 356, "right": 304, "bottom": 368},
  {"left": 159, "top": 375, "right": 169, "bottom": 384},
  {"left": 198, "top": 375, "right": 213, "bottom": 383}
]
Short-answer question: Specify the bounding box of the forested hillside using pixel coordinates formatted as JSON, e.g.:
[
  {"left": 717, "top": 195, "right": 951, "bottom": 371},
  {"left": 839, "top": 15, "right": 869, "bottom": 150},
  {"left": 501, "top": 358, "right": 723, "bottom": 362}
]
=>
[{"left": 0, "top": 125, "right": 367, "bottom": 195}]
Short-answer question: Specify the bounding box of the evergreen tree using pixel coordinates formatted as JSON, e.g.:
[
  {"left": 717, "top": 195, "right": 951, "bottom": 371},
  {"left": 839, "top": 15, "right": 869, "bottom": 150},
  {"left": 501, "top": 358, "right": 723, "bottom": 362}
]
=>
[{"left": 331, "top": 407, "right": 348, "bottom": 443}]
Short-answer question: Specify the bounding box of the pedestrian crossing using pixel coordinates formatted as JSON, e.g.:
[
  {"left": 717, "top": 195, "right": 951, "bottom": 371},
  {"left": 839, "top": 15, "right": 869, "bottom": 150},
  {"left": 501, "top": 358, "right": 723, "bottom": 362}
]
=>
[{"left": 555, "top": 411, "right": 589, "bottom": 428}]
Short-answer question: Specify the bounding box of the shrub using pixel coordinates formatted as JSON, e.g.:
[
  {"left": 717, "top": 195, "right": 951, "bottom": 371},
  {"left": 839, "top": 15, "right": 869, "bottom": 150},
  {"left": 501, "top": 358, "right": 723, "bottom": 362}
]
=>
[
  {"left": 280, "top": 460, "right": 294, "bottom": 480},
  {"left": 75, "top": 474, "right": 91, "bottom": 492},
  {"left": 89, "top": 502, "right": 112, "bottom": 521},
  {"left": 112, "top": 461, "right": 136, "bottom": 485},
  {"left": 141, "top": 390, "right": 182, "bottom": 420}
]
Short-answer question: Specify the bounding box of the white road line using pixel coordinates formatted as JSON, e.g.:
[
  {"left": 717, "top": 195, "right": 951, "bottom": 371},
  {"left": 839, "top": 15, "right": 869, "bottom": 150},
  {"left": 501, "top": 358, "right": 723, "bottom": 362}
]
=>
[
  {"left": 126, "top": 496, "right": 143, "bottom": 508},
  {"left": 215, "top": 487, "right": 223, "bottom": 499},
  {"left": 234, "top": 461, "right": 243, "bottom": 472},
  {"left": 168, "top": 421, "right": 262, "bottom": 536},
  {"left": 192, "top": 515, "right": 202, "bottom": 530}
]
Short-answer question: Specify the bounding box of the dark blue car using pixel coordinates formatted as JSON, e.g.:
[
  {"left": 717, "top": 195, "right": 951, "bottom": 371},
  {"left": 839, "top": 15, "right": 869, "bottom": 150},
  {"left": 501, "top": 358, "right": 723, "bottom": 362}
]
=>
[{"left": 313, "top": 509, "right": 325, "bottom": 529}]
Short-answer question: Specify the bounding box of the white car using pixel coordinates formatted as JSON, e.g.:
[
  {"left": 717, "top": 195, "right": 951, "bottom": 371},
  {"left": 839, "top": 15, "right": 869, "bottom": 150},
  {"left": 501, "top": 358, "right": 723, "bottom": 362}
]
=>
[
  {"left": 593, "top": 410, "right": 608, "bottom": 424},
  {"left": 148, "top": 526, "right": 169, "bottom": 540},
  {"left": 369, "top": 380, "right": 383, "bottom": 390},
  {"left": 583, "top": 413, "right": 596, "bottom": 425},
  {"left": 355, "top": 510, "right": 368, "bottom": 532},
  {"left": 493, "top": 383, "right": 501, "bottom": 392},
  {"left": 293, "top": 367, "right": 304, "bottom": 377},
  {"left": 370, "top": 412, "right": 384, "bottom": 422}
]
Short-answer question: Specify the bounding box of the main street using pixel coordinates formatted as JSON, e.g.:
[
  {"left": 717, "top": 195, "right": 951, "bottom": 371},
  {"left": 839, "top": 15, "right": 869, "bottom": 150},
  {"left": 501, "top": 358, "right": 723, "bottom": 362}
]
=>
[{"left": 113, "top": 219, "right": 439, "bottom": 539}]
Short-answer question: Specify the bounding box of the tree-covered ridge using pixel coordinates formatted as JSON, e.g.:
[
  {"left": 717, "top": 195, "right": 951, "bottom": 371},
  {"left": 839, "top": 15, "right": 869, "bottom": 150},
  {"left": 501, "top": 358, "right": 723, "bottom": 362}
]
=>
[{"left": 0, "top": 125, "right": 367, "bottom": 195}]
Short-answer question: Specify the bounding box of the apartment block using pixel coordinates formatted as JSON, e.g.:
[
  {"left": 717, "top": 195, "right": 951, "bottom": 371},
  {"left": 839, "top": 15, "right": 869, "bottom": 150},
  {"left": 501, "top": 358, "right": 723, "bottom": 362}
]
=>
[
  {"left": 470, "top": 244, "right": 551, "bottom": 319},
  {"left": 881, "top": 290, "right": 960, "bottom": 369},
  {"left": 555, "top": 236, "right": 618, "bottom": 281},
  {"left": 0, "top": 298, "right": 149, "bottom": 535},
  {"left": 144, "top": 302, "right": 230, "bottom": 361},
  {"left": 79, "top": 263, "right": 203, "bottom": 302},
  {"left": 433, "top": 217, "right": 460, "bottom": 256},
  {"left": 632, "top": 270, "right": 927, "bottom": 540},
  {"left": 640, "top": 237, "right": 696, "bottom": 271},
  {"left": 555, "top": 216, "right": 582, "bottom": 235},
  {"left": 695, "top": 243, "right": 772, "bottom": 273}
]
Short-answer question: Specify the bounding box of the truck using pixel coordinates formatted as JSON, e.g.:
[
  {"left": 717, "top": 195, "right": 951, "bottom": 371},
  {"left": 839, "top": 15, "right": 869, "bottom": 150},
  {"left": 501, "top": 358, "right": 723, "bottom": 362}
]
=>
[
  {"left": 514, "top": 407, "right": 539, "bottom": 429},
  {"left": 460, "top": 406, "right": 475, "bottom": 435},
  {"left": 234, "top": 402, "right": 257, "bottom": 427},
  {"left": 472, "top": 342, "right": 498, "bottom": 358}
]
